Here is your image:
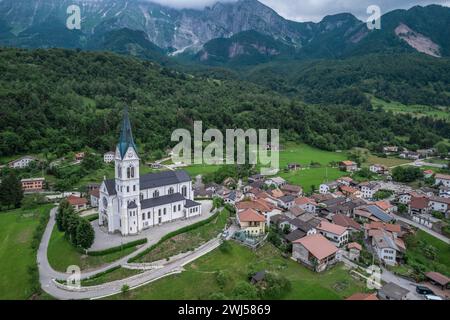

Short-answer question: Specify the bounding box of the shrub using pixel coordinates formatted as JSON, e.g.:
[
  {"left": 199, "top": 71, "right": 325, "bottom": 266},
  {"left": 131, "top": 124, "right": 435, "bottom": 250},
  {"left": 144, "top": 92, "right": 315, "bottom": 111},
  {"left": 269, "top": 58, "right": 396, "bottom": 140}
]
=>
[
  {"left": 219, "top": 241, "right": 232, "bottom": 254},
  {"left": 88, "top": 238, "right": 147, "bottom": 256}
]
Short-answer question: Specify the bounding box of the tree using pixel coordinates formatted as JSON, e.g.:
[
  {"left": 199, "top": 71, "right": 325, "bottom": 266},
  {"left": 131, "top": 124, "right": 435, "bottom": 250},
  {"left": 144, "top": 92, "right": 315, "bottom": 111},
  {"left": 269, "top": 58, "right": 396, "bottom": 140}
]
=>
[
  {"left": 56, "top": 200, "right": 71, "bottom": 231},
  {"left": 121, "top": 284, "right": 130, "bottom": 295},
  {"left": 81, "top": 153, "right": 102, "bottom": 171},
  {"left": 435, "top": 142, "right": 449, "bottom": 157},
  {"left": 65, "top": 211, "right": 80, "bottom": 245},
  {"left": 392, "top": 166, "right": 423, "bottom": 183},
  {"left": 0, "top": 171, "right": 24, "bottom": 208},
  {"left": 219, "top": 241, "right": 232, "bottom": 254},
  {"left": 76, "top": 218, "right": 95, "bottom": 250},
  {"left": 231, "top": 281, "right": 258, "bottom": 300}
]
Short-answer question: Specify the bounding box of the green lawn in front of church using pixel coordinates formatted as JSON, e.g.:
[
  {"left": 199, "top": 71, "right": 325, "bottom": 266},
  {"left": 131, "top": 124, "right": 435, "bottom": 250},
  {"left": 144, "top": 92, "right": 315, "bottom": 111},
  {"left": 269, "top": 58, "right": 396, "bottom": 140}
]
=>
[{"left": 47, "top": 226, "right": 139, "bottom": 272}]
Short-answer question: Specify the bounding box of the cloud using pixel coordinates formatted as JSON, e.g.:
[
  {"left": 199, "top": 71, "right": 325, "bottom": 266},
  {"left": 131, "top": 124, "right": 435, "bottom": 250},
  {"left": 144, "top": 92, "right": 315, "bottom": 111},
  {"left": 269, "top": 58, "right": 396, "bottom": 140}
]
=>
[
  {"left": 258, "top": 0, "right": 450, "bottom": 22},
  {"left": 148, "top": 0, "right": 237, "bottom": 10}
]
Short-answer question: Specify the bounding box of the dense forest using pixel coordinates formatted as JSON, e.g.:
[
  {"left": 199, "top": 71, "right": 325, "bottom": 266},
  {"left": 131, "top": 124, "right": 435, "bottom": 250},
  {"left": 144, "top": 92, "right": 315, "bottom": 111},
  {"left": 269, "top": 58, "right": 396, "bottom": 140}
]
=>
[{"left": 0, "top": 48, "right": 449, "bottom": 159}]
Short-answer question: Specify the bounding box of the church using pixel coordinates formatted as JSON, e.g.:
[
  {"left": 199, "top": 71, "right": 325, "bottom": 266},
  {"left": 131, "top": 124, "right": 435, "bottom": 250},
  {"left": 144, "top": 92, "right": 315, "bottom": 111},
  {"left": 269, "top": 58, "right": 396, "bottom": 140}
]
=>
[{"left": 98, "top": 107, "right": 202, "bottom": 236}]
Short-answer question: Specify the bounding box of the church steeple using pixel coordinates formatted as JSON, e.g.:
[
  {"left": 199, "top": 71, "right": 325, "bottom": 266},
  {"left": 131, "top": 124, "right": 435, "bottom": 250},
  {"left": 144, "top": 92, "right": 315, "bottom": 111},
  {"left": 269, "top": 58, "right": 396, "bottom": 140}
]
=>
[{"left": 117, "top": 105, "right": 137, "bottom": 159}]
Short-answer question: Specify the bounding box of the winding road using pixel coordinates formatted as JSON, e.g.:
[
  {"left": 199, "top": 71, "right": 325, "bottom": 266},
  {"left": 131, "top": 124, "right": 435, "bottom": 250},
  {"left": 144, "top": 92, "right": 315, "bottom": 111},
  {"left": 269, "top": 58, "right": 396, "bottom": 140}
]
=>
[{"left": 37, "top": 207, "right": 223, "bottom": 300}]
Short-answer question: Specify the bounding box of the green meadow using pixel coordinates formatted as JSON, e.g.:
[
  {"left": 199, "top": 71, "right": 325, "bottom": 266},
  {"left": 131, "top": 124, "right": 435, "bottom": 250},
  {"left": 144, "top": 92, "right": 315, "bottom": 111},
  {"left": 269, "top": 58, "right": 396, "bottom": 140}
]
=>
[
  {"left": 0, "top": 205, "right": 52, "bottom": 299},
  {"left": 109, "top": 242, "right": 369, "bottom": 300}
]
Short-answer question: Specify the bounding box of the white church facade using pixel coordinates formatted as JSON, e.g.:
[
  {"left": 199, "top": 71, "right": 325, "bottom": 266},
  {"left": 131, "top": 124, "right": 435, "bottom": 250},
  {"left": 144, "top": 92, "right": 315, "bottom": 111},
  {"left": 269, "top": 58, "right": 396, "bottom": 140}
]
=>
[{"left": 98, "top": 107, "right": 202, "bottom": 236}]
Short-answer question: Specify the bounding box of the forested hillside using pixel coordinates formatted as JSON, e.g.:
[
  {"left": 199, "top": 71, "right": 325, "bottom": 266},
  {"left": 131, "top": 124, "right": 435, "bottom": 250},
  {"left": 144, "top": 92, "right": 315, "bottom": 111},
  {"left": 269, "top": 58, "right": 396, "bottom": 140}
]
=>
[
  {"left": 245, "top": 53, "right": 450, "bottom": 106},
  {"left": 0, "top": 48, "right": 449, "bottom": 159}
]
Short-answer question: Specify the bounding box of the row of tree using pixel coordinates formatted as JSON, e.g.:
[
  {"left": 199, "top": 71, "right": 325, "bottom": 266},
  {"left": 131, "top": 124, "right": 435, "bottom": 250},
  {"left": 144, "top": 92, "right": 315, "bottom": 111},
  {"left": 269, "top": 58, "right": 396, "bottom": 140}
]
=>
[
  {"left": 0, "top": 172, "right": 23, "bottom": 209},
  {"left": 55, "top": 200, "right": 95, "bottom": 250}
]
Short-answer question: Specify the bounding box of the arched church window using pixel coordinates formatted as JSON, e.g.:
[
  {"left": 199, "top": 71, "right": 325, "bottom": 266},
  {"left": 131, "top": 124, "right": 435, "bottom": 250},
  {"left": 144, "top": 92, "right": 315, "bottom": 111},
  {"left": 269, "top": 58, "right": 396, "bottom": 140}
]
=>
[
  {"left": 127, "top": 167, "right": 131, "bottom": 179},
  {"left": 140, "top": 193, "right": 143, "bottom": 201},
  {"left": 168, "top": 187, "right": 174, "bottom": 195},
  {"left": 153, "top": 190, "right": 159, "bottom": 198},
  {"left": 118, "top": 165, "right": 122, "bottom": 178},
  {"left": 131, "top": 166, "right": 135, "bottom": 178},
  {"left": 182, "top": 186, "right": 187, "bottom": 197}
]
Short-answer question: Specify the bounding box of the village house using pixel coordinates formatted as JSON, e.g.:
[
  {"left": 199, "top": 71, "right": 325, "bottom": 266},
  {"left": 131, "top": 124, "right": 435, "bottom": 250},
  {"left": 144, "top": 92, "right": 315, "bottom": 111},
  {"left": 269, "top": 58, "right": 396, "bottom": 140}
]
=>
[
  {"left": 359, "top": 182, "right": 380, "bottom": 199},
  {"left": 383, "top": 146, "right": 398, "bottom": 154},
  {"left": 285, "top": 206, "right": 306, "bottom": 219},
  {"left": 439, "top": 186, "right": 450, "bottom": 198},
  {"left": 287, "top": 216, "right": 320, "bottom": 236},
  {"left": 332, "top": 214, "right": 362, "bottom": 233},
  {"left": 399, "top": 151, "right": 420, "bottom": 160},
  {"left": 409, "top": 195, "right": 430, "bottom": 215},
  {"left": 337, "top": 176, "right": 354, "bottom": 186},
  {"left": 283, "top": 229, "right": 307, "bottom": 243},
  {"left": 354, "top": 205, "right": 393, "bottom": 223},
  {"left": 372, "top": 230, "right": 404, "bottom": 266},
  {"left": 435, "top": 173, "right": 450, "bottom": 187},
  {"left": 347, "top": 242, "right": 362, "bottom": 261},
  {"left": 237, "top": 208, "right": 266, "bottom": 236},
  {"left": 89, "top": 188, "right": 100, "bottom": 207},
  {"left": 75, "top": 152, "right": 85, "bottom": 161},
  {"left": 9, "top": 156, "right": 36, "bottom": 169},
  {"left": 248, "top": 174, "right": 264, "bottom": 183},
  {"left": 364, "top": 221, "right": 402, "bottom": 239},
  {"left": 373, "top": 200, "right": 397, "bottom": 214},
  {"left": 287, "top": 163, "right": 301, "bottom": 171},
  {"left": 280, "top": 184, "right": 303, "bottom": 196},
  {"left": 423, "top": 170, "right": 434, "bottom": 179},
  {"left": 319, "top": 181, "right": 339, "bottom": 194},
  {"left": 236, "top": 198, "right": 281, "bottom": 226},
  {"left": 339, "top": 160, "right": 358, "bottom": 172},
  {"left": 67, "top": 195, "right": 88, "bottom": 212},
  {"left": 265, "top": 176, "right": 287, "bottom": 188},
  {"left": 316, "top": 220, "right": 349, "bottom": 247},
  {"left": 21, "top": 177, "right": 45, "bottom": 192},
  {"left": 294, "top": 197, "right": 317, "bottom": 213},
  {"left": 339, "top": 185, "right": 362, "bottom": 198},
  {"left": 429, "top": 196, "right": 450, "bottom": 217},
  {"left": 103, "top": 151, "right": 115, "bottom": 163},
  {"left": 278, "top": 195, "right": 295, "bottom": 210},
  {"left": 292, "top": 234, "right": 339, "bottom": 272},
  {"left": 417, "top": 148, "right": 435, "bottom": 158},
  {"left": 369, "top": 164, "right": 389, "bottom": 175}
]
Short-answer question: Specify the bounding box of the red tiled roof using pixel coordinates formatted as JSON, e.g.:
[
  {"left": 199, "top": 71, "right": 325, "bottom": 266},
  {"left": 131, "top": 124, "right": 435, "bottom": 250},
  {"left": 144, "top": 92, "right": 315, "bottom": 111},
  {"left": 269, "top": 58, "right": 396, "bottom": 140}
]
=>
[
  {"left": 410, "top": 196, "right": 429, "bottom": 209},
  {"left": 317, "top": 220, "right": 347, "bottom": 236},
  {"left": 340, "top": 185, "right": 359, "bottom": 194},
  {"left": 332, "top": 214, "right": 362, "bottom": 231},
  {"left": 435, "top": 173, "right": 450, "bottom": 180},
  {"left": 347, "top": 242, "right": 362, "bottom": 251},
  {"left": 89, "top": 188, "right": 100, "bottom": 198},
  {"left": 238, "top": 209, "right": 266, "bottom": 223},
  {"left": 293, "top": 234, "right": 338, "bottom": 260},
  {"left": 373, "top": 200, "right": 393, "bottom": 211},
  {"left": 295, "top": 197, "right": 317, "bottom": 206},
  {"left": 67, "top": 195, "right": 88, "bottom": 205},
  {"left": 364, "top": 221, "right": 401, "bottom": 234},
  {"left": 346, "top": 293, "right": 378, "bottom": 300},
  {"left": 341, "top": 160, "right": 356, "bottom": 166},
  {"left": 425, "top": 272, "right": 450, "bottom": 286}
]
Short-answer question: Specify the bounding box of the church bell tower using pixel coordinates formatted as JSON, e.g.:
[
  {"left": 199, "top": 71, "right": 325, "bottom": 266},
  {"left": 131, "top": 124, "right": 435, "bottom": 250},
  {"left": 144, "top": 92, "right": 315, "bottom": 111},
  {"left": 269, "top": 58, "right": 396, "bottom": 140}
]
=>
[{"left": 115, "top": 106, "right": 141, "bottom": 235}]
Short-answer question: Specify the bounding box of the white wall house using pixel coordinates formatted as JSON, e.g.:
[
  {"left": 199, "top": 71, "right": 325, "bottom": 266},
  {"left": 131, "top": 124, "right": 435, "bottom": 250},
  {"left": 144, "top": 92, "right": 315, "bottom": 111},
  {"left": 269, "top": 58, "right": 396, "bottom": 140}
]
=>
[
  {"left": 435, "top": 174, "right": 450, "bottom": 188},
  {"left": 359, "top": 182, "right": 380, "bottom": 199},
  {"left": 429, "top": 197, "right": 450, "bottom": 214},
  {"left": 8, "top": 156, "right": 36, "bottom": 169},
  {"left": 103, "top": 151, "right": 115, "bottom": 163}
]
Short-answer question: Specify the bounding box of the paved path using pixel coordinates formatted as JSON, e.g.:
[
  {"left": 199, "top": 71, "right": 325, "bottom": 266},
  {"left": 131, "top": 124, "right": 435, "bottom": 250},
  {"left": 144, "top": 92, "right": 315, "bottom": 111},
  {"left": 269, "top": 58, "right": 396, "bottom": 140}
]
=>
[
  {"left": 341, "top": 255, "right": 422, "bottom": 300},
  {"left": 393, "top": 214, "right": 450, "bottom": 244},
  {"left": 38, "top": 204, "right": 224, "bottom": 300}
]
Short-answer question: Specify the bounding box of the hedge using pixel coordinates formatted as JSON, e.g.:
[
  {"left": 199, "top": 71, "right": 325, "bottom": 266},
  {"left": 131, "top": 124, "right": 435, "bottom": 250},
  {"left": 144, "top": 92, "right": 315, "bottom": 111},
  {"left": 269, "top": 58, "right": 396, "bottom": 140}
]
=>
[
  {"left": 82, "top": 265, "right": 121, "bottom": 282},
  {"left": 87, "top": 238, "right": 148, "bottom": 256},
  {"left": 84, "top": 214, "right": 99, "bottom": 222},
  {"left": 128, "top": 209, "right": 225, "bottom": 263}
]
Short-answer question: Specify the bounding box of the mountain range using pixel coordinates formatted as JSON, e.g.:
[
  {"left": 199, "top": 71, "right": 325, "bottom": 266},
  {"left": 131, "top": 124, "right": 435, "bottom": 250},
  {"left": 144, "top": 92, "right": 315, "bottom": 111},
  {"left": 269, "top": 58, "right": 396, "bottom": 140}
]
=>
[{"left": 0, "top": 0, "right": 449, "bottom": 66}]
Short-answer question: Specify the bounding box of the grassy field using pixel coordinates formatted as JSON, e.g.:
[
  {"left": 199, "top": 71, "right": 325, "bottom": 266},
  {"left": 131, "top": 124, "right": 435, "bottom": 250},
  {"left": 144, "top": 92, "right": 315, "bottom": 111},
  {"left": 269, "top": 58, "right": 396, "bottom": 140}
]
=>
[
  {"left": 372, "top": 96, "right": 450, "bottom": 122},
  {"left": 365, "top": 154, "right": 411, "bottom": 168},
  {"left": 47, "top": 226, "right": 139, "bottom": 272},
  {"left": 279, "top": 167, "right": 346, "bottom": 193},
  {"left": 110, "top": 242, "right": 369, "bottom": 300},
  {"left": 0, "top": 204, "right": 53, "bottom": 299},
  {"left": 81, "top": 268, "right": 143, "bottom": 287},
  {"left": 137, "top": 209, "right": 230, "bottom": 263}
]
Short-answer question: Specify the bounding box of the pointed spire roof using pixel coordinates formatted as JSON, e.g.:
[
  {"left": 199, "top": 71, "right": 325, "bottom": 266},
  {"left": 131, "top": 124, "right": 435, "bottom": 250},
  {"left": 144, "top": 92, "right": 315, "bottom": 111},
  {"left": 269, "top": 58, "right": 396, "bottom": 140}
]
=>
[{"left": 117, "top": 106, "right": 137, "bottom": 159}]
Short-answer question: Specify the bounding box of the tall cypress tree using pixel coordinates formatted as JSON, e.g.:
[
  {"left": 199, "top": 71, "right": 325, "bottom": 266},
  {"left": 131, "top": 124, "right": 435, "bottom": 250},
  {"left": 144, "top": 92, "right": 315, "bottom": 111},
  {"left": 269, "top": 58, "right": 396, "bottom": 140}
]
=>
[{"left": 0, "top": 172, "right": 23, "bottom": 209}]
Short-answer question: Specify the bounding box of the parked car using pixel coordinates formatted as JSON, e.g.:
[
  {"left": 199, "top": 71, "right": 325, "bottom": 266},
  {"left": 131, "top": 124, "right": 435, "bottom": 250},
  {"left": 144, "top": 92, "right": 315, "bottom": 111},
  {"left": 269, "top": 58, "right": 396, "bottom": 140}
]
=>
[
  {"left": 424, "top": 294, "right": 443, "bottom": 301},
  {"left": 416, "top": 285, "right": 435, "bottom": 295}
]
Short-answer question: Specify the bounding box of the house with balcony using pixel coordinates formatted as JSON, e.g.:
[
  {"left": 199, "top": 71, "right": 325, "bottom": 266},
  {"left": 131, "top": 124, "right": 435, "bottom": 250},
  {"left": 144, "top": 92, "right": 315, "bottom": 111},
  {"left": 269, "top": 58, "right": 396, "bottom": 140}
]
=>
[{"left": 292, "top": 234, "right": 339, "bottom": 272}]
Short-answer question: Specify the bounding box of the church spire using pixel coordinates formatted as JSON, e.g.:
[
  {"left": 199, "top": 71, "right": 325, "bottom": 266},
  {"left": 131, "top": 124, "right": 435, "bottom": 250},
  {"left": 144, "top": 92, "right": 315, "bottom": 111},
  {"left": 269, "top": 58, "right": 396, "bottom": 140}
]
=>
[{"left": 117, "top": 105, "right": 137, "bottom": 159}]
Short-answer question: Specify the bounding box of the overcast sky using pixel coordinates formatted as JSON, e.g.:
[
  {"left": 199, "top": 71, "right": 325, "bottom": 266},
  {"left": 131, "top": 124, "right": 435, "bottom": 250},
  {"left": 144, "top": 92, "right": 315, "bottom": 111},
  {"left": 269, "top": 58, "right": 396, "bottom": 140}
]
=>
[{"left": 149, "top": 0, "right": 450, "bottom": 21}]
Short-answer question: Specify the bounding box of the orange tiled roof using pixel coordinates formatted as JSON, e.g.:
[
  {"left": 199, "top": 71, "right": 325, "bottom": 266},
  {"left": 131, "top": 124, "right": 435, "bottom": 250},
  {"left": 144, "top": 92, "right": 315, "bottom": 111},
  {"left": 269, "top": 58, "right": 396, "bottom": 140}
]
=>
[
  {"left": 67, "top": 195, "right": 88, "bottom": 205},
  {"left": 293, "top": 234, "right": 338, "bottom": 260},
  {"left": 238, "top": 208, "right": 266, "bottom": 223}
]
